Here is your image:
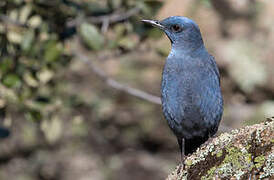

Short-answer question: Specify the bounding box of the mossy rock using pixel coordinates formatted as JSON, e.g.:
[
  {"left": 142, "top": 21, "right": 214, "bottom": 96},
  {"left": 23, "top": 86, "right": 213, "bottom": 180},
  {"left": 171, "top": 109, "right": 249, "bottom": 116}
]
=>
[{"left": 167, "top": 118, "right": 274, "bottom": 180}]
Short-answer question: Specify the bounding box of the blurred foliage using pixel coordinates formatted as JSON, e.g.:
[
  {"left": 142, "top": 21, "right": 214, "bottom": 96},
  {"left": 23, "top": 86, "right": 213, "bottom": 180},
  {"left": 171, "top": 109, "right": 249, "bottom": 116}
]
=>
[
  {"left": 0, "top": 1, "right": 167, "bottom": 178},
  {"left": 1, "top": 1, "right": 68, "bottom": 124},
  {"left": 224, "top": 40, "right": 267, "bottom": 93},
  {"left": 79, "top": 23, "right": 104, "bottom": 50},
  {"left": 0, "top": 0, "right": 163, "bottom": 123}
]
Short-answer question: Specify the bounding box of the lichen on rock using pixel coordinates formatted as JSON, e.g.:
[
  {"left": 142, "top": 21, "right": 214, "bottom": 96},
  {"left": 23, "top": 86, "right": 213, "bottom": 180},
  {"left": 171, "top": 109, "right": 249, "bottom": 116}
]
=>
[{"left": 166, "top": 118, "right": 274, "bottom": 180}]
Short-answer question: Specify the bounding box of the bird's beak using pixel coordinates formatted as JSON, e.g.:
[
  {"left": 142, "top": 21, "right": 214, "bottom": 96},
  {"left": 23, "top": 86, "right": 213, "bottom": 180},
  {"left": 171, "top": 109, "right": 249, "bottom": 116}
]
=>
[{"left": 141, "top": 19, "right": 165, "bottom": 30}]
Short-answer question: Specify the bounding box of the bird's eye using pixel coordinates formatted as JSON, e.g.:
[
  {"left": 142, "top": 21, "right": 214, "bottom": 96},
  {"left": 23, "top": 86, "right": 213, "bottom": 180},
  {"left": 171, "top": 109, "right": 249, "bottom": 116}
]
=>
[{"left": 171, "top": 24, "right": 182, "bottom": 32}]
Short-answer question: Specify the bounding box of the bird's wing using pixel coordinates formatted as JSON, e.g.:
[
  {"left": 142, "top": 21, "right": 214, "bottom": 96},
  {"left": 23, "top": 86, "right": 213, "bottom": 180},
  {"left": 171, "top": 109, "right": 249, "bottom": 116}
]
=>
[
  {"left": 196, "top": 56, "right": 223, "bottom": 136},
  {"left": 198, "top": 80, "right": 223, "bottom": 136},
  {"left": 208, "top": 54, "right": 221, "bottom": 84}
]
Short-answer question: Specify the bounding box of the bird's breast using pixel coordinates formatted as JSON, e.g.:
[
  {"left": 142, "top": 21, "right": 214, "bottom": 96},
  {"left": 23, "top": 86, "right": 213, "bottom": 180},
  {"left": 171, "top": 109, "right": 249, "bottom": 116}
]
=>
[{"left": 161, "top": 58, "right": 220, "bottom": 138}]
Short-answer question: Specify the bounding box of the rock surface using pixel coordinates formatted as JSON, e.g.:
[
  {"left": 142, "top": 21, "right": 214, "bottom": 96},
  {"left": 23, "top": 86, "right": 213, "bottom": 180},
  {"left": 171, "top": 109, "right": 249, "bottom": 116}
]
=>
[{"left": 166, "top": 118, "right": 274, "bottom": 180}]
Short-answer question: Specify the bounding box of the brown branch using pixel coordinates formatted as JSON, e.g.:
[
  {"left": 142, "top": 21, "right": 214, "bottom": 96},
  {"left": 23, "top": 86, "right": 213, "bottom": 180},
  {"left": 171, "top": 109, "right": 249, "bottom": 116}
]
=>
[
  {"left": 88, "top": 7, "right": 140, "bottom": 24},
  {"left": 67, "top": 7, "right": 140, "bottom": 27},
  {"left": 73, "top": 50, "right": 161, "bottom": 105}
]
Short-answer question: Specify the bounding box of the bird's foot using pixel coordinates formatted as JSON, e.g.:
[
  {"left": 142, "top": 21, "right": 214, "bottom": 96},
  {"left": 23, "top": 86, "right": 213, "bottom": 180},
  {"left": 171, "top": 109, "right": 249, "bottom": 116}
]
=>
[{"left": 177, "top": 161, "right": 185, "bottom": 174}]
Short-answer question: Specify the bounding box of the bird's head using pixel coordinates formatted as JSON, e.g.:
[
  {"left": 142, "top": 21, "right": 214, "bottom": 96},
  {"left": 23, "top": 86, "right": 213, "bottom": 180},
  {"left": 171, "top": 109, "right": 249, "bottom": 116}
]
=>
[{"left": 142, "top": 16, "right": 204, "bottom": 51}]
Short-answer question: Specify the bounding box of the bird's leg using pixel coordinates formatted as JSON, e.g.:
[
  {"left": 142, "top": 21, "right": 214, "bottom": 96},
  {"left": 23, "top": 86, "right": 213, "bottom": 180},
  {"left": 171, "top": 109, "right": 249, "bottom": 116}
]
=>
[
  {"left": 181, "top": 138, "right": 185, "bottom": 169},
  {"left": 177, "top": 137, "right": 185, "bottom": 174}
]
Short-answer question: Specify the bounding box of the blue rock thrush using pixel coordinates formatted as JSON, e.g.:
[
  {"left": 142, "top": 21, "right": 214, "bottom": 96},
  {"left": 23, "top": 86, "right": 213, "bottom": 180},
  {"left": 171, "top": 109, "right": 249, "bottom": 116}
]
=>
[{"left": 142, "top": 16, "right": 223, "bottom": 164}]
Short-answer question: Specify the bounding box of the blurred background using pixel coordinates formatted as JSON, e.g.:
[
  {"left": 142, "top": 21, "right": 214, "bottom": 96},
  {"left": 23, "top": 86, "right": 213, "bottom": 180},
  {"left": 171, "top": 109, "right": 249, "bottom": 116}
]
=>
[{"left": 0, "top": 0, "right": 274, "bottom": 179}]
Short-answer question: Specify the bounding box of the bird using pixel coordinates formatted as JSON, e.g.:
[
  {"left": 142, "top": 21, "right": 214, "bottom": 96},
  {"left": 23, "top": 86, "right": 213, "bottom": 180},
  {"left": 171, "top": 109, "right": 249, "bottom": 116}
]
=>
[{"left": 142, "top": 16, "right": 223, "bottom": 165}]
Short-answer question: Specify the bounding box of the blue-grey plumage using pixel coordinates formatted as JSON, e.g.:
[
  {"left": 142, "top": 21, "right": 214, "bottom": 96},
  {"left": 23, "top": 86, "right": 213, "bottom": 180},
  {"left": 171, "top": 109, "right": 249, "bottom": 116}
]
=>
[{"left": 142, "top": 16, "right": 223, "bottom": 157}]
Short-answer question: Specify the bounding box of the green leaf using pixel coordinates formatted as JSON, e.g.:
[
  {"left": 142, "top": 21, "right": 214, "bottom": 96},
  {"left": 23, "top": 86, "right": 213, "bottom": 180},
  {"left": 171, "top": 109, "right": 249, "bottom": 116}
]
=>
[
  {"left": 0, "top": 57, "right": 13, "bottom": 74},
  {"left": 25, "top": 109, "right": 42, "bottom": 122},
  {"left": 41, "top": 117, "right": 63, "bottom": 144},
  {"left": 27, "top": 15, "right": 42, "bottom": 28},
  {"left": 21, "top": 30, "right": 35, "bottom": 52},
  {"left": 117, "top": 35, "right": 138, "bottom": 50},
  {"left": 79, "top": 23, "right": 104, "bottom": 51},
  {"left": 44, "top": 41, "right": 63, "bottom": 62},
  {"left": 19, "top": 5, "right": 32, "bottom": 24},
  {"left": 3, "top": 74, "right": 21, "bottom": 88},
  {"left": 37, "top": 68, "right": 54, "bottom": 84},
  {"left": 23, "top": 72, "right": 38, "bottom": 87},
  {"left": 7, "top": 31, "right": 23, "bottom": 44}
]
